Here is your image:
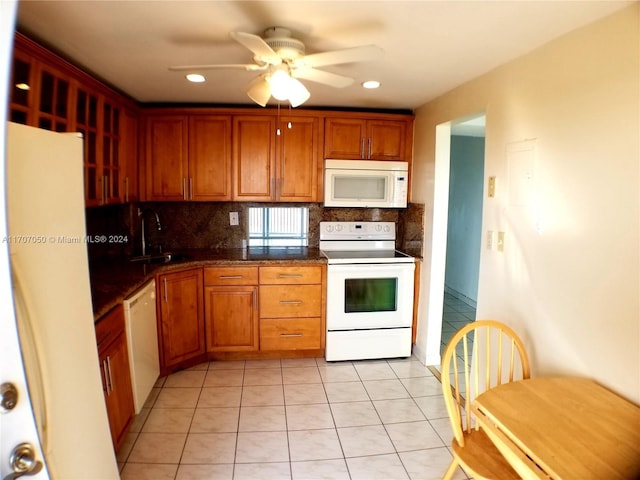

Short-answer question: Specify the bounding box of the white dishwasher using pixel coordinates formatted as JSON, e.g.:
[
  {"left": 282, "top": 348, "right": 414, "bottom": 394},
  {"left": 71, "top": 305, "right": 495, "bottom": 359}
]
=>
[{"left": 124, "top": 279, "right": 160, "bottom": 414}]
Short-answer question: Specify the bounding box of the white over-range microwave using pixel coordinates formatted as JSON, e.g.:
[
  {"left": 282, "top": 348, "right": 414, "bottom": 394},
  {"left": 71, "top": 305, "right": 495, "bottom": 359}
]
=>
[{"left": 323, "top": 159, "right": 409, "bottom": 208}]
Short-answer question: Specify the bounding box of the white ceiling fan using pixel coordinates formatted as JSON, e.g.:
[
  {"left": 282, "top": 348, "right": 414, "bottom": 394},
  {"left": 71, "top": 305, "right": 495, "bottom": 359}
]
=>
[{"left": 169, "top": 27, "right": 383, "bottom": 107}]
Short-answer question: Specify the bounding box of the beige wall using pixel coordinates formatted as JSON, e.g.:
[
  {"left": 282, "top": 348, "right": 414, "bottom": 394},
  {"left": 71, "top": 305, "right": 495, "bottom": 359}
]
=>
[{"left": 413, "top": 4, "right": 640, "bottom": 402}]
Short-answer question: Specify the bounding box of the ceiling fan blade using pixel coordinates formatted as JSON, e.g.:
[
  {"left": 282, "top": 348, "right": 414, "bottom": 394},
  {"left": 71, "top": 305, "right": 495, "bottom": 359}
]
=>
[
  {"left": 169, "top": 64, "right": 266, "bottom": 72},
  {"left": 295, "top": 45, "right": 383, "bottom": 68},
  {"left": 292, "top": 68, "right": 354, "bottom": 88},
  {"left": 230, "top": 31, "right": 281, "bottom": 65}
]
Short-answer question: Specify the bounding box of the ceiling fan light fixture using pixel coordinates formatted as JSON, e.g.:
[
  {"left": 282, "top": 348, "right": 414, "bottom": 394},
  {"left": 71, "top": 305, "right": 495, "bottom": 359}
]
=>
[
  {"left": 186, "top": 73, "right": 206, "bottom": 83},
  {"left": 247, "top": 75, "right": 271, "bottom": 107},
  {"left": 269, "top": 69, "right": 292, "bottom": 101},
  {"left": 288, "top": 78, "right": 310, "bottom": 107}
]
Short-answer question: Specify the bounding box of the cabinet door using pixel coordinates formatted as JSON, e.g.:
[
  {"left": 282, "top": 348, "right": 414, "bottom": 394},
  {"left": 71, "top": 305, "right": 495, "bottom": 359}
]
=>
[
  {"left": 367, "top": 120, "right": 408, "bottom": 160},
  {"left": 233, "top": 116, "right": 276, "bottom": 201},
  {"left": 189, "top": 115, "right": 232, "bottom": 201},
  {"left": 121, "top": 109, "right": 139, "bottom": 202},
  {"left": 277, "top": 116, "right": 320, "bottom": 202},
  {"left": 34, "top": 63, "right": 71, "bottom": 133},
  {"left": 9, "top": 50, "right": 34, "bottom": 125},
  {"left": 102, "top": 333, "right": 135, "bottom": 451},
  {"left": 76, "top": 88, "right": 101, "bottom": 205},
  {"left": 324, "top": 118, "right": 366, "bottom": 159},
  {"left": 205, "top": 286, "right": 258, "bottom": 352},
  {"left": 158, "top": 269, "right": 205, "bottom": 369},
  {"left": 97, "top": 305, "right": 134, "bottom": 452},
  {"left": 102, "top": 101, "right": 122, "bottom": 203},
  {"left": 145, "top": 115, "right": 189, "bottom": 201}
]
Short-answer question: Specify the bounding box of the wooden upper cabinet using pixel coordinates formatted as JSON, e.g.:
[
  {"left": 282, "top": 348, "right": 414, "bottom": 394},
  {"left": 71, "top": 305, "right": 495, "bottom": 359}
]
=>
[
  {"left": 189, "top": 115, "right": 232, "bottom": 201},
  {"left": 323, "top": 118, "right": 366, "bottom": 159},
  {"left": 11, "top": 33, "right": 139, "bottom": 207},
  {"left": 9, "top": 50, "right": 34, "bottom": 125},
  {"left": 101, "top": 100, "right": 122, "bottom": 204},
  {"left": 145, "top": 115, "right": 189, "bottom": 201},
  {"left": 121, "top": 109, "right": 139, "bottom": 202},
  {"left": 325, "top": 116, "right": 412, "bottom": 161},
  {"left": 144, "top": 114, "right": 232, "bottom": 201},
  {"left": 277, "top": 116, "right": 320, "bottom": 202},
  {"left": 35, "top": 63, "right": 71, "bottom": 133},
  {"left": 232, "top": 114, "right": 321, "bottom": 202},
  {"left": 233, "top": 115, "right": 276, "bottom": 201}
]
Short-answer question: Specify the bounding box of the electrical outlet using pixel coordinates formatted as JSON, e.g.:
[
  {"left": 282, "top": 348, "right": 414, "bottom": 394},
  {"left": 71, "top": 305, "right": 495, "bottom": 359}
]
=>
[
  {"left": 487, "top": 230, "right": 494, "bottom": 250},
  {"left": 229, "top": 212, "right": 239, "bottom": 226},
  {"left": 497, "top": 231, "right": 505, "bottom": 252}
]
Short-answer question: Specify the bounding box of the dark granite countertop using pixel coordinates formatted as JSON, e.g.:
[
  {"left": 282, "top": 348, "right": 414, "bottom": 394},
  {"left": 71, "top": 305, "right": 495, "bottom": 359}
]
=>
[{"left": 90, "top": 247, "right": 327, "bottom": 320}]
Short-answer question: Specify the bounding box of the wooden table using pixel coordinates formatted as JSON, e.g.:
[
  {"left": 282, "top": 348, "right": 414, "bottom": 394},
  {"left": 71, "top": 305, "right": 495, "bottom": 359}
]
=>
[{"left": 472, "top": 377, "right": 640, "bottom": 480}]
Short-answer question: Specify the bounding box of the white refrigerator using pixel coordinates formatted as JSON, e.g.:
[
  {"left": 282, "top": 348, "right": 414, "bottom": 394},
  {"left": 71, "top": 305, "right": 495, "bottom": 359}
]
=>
[{"left": 5, "top": 122, "right": 119, "bottom": 479}]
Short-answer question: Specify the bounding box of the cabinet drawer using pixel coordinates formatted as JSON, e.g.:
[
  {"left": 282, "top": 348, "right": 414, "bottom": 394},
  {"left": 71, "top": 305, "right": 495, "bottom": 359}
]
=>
[
  {"left": 260, "top": 318, "right": 322, "bottom": 351},
  {"left": 204, "top": 266, "right": 258, "bottom": 285},
  {"left": 95, "top": 305, "right": 125, "bottom": 352},
  {"left": 259, "top": 285, "right": 321, "bottom": 318},
  {"left": 259, "top": 266, "right": 322, "bottom": 285}
]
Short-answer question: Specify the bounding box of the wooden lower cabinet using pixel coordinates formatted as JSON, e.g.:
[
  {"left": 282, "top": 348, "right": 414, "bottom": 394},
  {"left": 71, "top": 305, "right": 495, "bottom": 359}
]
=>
[
  {"left": 258, "top": 265, "right": 325, "bottom": 352},
  {"left": 204, "top": 266, "right": 259, "bottom": 352},
  {"left": 205, "top": 286, "right": 258, "bottom": 351},
  {"left": 260, "top": 318, "right": 322, "bottom": 351},
  {"left": 96, "top": 304, "right": 134, "bottom": 451},
  {"left": 157, "top": 264, "right": 325, "bottom": 363},
  {"left": 157, "top": 268, "right": 205, "bottom": 371}
]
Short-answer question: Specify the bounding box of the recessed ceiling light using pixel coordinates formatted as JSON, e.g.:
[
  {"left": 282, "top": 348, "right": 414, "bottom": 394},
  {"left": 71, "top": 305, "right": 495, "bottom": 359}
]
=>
[
  {"left": 186, "top": 74, "right": 206, "bottom": 83},
  {"left": 362, "top": 80, "right": 380, "bottom": 89}
]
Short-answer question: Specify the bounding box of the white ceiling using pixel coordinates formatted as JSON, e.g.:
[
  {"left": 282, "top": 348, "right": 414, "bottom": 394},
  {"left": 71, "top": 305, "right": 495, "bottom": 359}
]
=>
[{"left": 16, "top": 1, "right": 631, "bottom": 110}]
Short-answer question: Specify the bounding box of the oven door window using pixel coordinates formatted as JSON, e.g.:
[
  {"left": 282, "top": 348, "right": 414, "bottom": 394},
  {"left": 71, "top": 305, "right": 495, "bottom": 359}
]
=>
[{"left": 345, "top": 277, "right": 397, "bottom": 313}]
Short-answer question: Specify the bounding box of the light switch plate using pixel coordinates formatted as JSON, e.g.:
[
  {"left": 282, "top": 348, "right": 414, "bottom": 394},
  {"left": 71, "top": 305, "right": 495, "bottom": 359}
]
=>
[
  {"left": 487, "top": 230, "right": 494, "bottom": 250},
  {"left": 497, "top": 231, "right": 505, "bottom": 252},
  {"left": 229, "top": 212, "right": 239, "bottom": 226},
  {"left": 488, "top": 176, "right": 496, "bottom": 197}
]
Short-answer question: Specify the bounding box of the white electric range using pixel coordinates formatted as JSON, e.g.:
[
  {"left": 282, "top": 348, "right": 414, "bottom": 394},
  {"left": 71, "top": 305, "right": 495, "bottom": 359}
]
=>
[{"left": 319, "top": 221, "right": 415, "bottom": 361}]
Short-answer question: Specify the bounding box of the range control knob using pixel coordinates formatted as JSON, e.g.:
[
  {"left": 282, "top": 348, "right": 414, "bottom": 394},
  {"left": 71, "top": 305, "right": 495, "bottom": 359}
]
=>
[
  {"left": 384, "top": 225, "right": 391, "bottom": 232},
  {"left": 326, "top": 225, "right": 334, "bottom": 232},
  {"left": 335, "top": 225, "right": 343, "bottom": 232},
  {"left": 375, "top": 224, "right": 382, "bottom": 231}
]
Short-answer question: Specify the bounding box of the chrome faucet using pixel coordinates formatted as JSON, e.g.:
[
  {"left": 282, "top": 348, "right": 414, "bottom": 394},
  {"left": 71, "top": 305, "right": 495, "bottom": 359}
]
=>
[{"left": 139, "top": 208, "right": 162, "bottom": 256}]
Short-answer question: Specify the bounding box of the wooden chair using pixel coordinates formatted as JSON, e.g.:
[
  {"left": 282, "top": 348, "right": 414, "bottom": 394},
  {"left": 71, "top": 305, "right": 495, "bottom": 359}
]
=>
[{"left": 440, "top": 319, "right": 531, "bottom": 480}]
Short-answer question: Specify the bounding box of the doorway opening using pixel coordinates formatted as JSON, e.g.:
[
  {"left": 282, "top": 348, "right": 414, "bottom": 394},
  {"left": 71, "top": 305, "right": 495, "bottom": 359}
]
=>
[
  {"left": 440, "top": 115, "right": 485, "bottom": 357},
  {"left": 423, "top": 114, "right": 485, "bottom": 369}
]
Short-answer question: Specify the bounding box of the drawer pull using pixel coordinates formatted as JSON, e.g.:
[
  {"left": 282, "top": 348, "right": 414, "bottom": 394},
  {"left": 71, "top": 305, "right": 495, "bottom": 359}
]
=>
[
  {"left": 280, "top": 333, "right": 303, "bottom": 337},
  {"left": 279, "top": 300, "right": 302, "bottom": 305},
  {"left": 278, "top": 274, "right": 303, "bottom": 278},
  {"left": 219, "top": 275, "right": 243, "bottom": 279}
]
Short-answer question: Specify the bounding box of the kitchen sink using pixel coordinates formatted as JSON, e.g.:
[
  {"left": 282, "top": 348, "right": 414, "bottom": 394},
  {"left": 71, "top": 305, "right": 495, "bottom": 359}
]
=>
[{"left": 129, "top": 252, "right": 191, "bottom": 264}]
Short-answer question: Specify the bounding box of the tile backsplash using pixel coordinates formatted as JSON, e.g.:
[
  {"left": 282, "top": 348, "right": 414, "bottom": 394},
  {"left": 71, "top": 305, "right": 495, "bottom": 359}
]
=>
[{"left": 86, "top": 202, "right": 424, "bottom": 258}]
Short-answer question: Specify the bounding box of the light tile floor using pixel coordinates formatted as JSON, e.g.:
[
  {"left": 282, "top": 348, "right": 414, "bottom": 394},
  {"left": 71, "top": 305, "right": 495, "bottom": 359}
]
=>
[
  {"left": 440, "top": 293, "right": 476, "bottom": 357},
  {"left": 117, "top": 356, "right": 469, "bottom": 480}
]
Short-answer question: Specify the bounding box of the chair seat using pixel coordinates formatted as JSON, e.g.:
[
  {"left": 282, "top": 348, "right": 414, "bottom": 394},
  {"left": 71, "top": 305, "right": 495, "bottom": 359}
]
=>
[{"left": 451, "top": 428, "right": 521, "bottom": 480}]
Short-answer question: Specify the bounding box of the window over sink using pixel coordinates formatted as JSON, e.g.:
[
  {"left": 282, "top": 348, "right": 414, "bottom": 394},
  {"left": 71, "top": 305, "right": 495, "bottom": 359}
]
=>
[{"left": 248, "top": 207, "right": 308, "bottom": 247}]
